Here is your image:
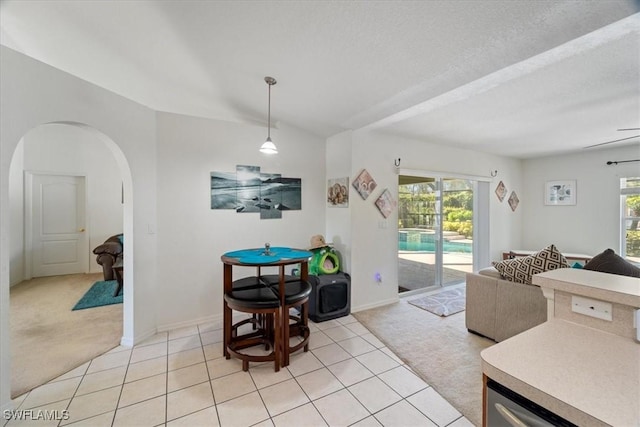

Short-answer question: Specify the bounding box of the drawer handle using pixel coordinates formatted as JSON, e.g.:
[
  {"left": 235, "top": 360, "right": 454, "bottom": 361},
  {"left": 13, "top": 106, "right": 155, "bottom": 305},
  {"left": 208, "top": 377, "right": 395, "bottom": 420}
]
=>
[{"left": 495, "top": 403, "right": 528, "bottom": 427}]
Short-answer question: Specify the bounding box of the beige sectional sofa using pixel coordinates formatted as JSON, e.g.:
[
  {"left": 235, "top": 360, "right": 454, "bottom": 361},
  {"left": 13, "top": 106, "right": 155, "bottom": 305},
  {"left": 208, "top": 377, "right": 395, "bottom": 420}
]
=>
[{"left": 465, "top": 267, "right": 547, "bottom": 342}]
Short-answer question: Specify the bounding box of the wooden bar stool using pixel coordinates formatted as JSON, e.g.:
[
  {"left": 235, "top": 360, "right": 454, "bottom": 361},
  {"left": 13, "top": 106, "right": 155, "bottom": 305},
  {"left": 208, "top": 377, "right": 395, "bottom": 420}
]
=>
[
  {"left": 231, "top": 276, "right": 267, "bottom": 330},
  {"left": 262, "top": 275, "right": 312, "bottom": 366},
  {"left": 223, "top": 276, "right": 265, "bottom": 359},
  {"left": 223, "top": 282, "right": 281, "bottom": 372}
]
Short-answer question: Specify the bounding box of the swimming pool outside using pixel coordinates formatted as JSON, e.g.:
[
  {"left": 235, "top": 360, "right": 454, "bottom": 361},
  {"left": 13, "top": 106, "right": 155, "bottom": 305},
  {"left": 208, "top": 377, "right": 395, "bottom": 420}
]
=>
[{"left": 398, "top": 229, "right": 472, "bottom": 253}]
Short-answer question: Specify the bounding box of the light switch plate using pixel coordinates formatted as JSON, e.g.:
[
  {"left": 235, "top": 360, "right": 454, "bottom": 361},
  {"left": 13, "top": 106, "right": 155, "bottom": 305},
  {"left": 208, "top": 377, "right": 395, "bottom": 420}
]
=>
[{"left": 571, "top": 295, "right": 612, "bottom": 321}]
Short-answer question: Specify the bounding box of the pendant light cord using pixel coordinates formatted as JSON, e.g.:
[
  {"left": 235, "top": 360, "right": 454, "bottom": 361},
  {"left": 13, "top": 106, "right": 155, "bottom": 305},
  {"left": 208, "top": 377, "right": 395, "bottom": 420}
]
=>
[
  {"left": 260, "top": 76, "right": 278, "bottom": 154},
  {"left": 267, "top": 82, "right": 271, "bottom": 140}
]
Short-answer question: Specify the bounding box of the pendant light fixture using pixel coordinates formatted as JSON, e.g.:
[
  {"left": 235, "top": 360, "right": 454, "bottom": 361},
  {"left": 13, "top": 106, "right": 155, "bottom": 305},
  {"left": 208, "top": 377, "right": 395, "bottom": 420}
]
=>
[{"left": 260, "top": 76, "right": 278, "bottom": 154}]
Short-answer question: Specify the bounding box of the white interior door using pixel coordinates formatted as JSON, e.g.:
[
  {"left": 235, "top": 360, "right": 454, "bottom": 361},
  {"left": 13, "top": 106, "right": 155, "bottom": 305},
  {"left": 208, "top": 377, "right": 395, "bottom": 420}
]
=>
[{"left": 29, "top": 173, "right": 88, "bottom": 277}]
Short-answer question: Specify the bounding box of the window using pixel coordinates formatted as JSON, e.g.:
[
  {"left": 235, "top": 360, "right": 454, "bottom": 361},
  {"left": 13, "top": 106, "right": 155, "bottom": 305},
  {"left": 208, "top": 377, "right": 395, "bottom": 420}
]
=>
[{"left": 620, "top": 177, "right": 640, "bottom": 261}]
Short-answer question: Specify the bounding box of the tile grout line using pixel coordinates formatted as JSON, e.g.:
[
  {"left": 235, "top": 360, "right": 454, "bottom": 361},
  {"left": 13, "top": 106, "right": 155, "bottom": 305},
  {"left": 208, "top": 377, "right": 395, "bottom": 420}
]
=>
[
  {"left": 288, "top": 356, "right": 333, "bottom": 427},
  {"left": 291, "top": 325, "right": 378, "bottom": 426},
  {"left": 9, "top": 317, "right": 473, "bottom": 427},
  {"left": 318, "top": 323, "right": 436, "bottom": 426},
  {"left": 164, "top": 334, "right": 169, "bottom": 427},
  {"left": 198, "top": 323, "right": 223, "bottom": 427},
  {"left": 110, "top": 342, "right": 136, "bottom": 427},
  {"left": 44, "top": 345, "right": 135, "bottom": 426},
  {"left": 286, "top": 323, "right": 351, "bottom": 424}
]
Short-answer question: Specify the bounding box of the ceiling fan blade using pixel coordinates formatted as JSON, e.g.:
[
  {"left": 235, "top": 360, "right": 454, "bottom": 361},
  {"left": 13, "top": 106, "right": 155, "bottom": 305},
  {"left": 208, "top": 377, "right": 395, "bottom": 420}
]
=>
[
  {"left": 584, "top": 134, "right": 640, "bottom": 149},
  {"left": 617, "top": 128, "right": 640, "bottom": 131}
]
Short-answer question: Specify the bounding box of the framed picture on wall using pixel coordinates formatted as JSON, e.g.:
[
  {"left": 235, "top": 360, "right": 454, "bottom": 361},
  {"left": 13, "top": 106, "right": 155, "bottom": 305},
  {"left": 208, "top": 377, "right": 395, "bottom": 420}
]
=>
[
  {"left": 327, "top": 177, "right": 349, "bottom": 207},
  {"left": 375, "top": 188, "right": 396, "bottom": 218},
  {"left": 495, "top": 180, "right": 507, "bottom": 202},
  {"left": 352, "top": 169, "right": 377, "bottom": 200},
  {"left": 545, "top": 180, "right": 576, "bottom": 206},
  {"left": 508, "top": 191, "right": 520, "bottom": 212}
]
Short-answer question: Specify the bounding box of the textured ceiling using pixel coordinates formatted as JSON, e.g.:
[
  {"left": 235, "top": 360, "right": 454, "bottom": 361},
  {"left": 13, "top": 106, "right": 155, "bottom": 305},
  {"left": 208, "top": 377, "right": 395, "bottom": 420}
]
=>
[{"left": 1, "top": 0, "right": 639, "bottom": 159}]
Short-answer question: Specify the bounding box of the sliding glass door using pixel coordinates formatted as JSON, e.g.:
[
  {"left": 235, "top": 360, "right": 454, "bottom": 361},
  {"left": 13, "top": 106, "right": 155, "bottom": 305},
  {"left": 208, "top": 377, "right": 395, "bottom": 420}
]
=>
[{"left": 398, "top": 175, "right": 474, "bottom": 294}]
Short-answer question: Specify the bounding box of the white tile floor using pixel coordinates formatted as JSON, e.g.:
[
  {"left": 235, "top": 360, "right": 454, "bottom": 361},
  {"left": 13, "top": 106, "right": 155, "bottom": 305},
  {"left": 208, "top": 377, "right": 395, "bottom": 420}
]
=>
[{"left": 5, "top": 315, "right": 474, "bottom": 427}]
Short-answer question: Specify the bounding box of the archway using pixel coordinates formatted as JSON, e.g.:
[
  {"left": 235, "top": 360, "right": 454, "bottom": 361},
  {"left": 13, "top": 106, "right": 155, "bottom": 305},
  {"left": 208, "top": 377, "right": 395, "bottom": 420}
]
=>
[{"left": 7, "top": 121, "right": 134, "bottom": 397}]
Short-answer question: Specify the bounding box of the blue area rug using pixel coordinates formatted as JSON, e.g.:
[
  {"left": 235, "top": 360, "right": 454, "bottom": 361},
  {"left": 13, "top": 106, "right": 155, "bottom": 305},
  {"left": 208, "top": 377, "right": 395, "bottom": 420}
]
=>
[{"left": 72, "top": 280, "right": 122, "bottom": 311}]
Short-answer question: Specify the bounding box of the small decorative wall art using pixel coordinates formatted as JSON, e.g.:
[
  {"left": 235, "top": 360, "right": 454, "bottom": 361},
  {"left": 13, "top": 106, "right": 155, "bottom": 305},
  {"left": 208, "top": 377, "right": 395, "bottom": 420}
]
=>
[
  {"left": 495, "top": 180, "right": 507, "bottom": 202},
  {"left": 236, "top": 165, "right": 262, "bottom": 213},
  {"left": 375, "top": 188, "right": 396, "bottom": 218},
  {"left": 508, "top": 191, "right": 519, "bottom": 212},
  {"left": 352, "top": 169, "right": 377, "bottom": 200},
  {"left": 545, "top": 180, "right": 576, "bottom": 206},
  {"left": 275, "top": 177, "right": 302, "bottom": 210},
  {"left": 259, "top": 172, "right": 282, "bottom": 219},
  {"left": 327, "top": 177, "right": 349, "bottom": 208},
  {"left": 210, "top": 171, "right": 238, "bottom": 209}
]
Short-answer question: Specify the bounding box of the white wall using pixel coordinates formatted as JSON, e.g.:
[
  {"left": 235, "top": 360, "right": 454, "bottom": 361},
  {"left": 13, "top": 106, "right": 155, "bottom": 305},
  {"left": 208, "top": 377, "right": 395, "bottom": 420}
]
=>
[
  {"left": 8, "top": 142, "right": 24, "bottom": 286},
  {"left": 155, "top": 112, "right": 326, "bottom": 330},
  {"left": 9, "top": 124, "right": 123, "bottom": 284},
  {"left": 326, "top": 131, "right": 353, "bottom": 273},
  {"left": 348, "top": 130, "right": 524, "bottom": 311},
  {"left": 1, "top": 46, "right": 157, "bottom": 409},
  {"left": 522, "top": 144, "right": 640, "bottom": 255}
]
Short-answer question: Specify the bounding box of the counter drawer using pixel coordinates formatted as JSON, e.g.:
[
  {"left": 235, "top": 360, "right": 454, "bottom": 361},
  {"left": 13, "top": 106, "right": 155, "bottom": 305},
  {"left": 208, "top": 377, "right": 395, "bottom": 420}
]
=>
[{"left": 486, "top": 378, "right": 576, "bottom": 427}]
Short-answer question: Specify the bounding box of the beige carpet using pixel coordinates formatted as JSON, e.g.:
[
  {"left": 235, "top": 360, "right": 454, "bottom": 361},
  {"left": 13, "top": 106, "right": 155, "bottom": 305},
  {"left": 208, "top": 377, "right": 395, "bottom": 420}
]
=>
[
  {"left": 10, "top": 273, "right": 122, "bottom": 398},
  {"left": 354, "top": 291, "right": 494, "bottom": 427}
]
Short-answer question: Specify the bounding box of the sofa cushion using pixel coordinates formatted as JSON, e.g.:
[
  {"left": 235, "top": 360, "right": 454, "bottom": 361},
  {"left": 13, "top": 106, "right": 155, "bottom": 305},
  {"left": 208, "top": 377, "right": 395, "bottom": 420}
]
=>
[
  {"left": 493, "top": 244, "right": 570, "bottom": 285},
  {"left": 583, "top": 248, "right": 640, "bottom": 278},
  {"left": 478, "top": 267, "right": 502, "bottom": 279},
  {"left": 93, "top": 241, "right": 122, "bottom": 256}
]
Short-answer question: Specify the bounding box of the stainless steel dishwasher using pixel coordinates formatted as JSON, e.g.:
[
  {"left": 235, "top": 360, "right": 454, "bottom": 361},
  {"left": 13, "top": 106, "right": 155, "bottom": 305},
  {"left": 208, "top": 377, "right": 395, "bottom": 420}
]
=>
[{"left": 486, "top": 378, "right": 577, "bottom": 427}]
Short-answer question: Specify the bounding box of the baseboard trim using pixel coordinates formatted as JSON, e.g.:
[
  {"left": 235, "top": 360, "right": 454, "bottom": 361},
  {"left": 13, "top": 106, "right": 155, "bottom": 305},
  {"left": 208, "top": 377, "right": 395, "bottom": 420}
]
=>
[
  {"left": 351, "top": 297, "right": 399, "bottom": 313},
  {"left": 119, "top": 297, "right": 406, "bottom": 349},
  {"left": 120, "top": 326, "right": 157, "bottom": 347},
  {"left": 156, "top": 313, "right": 223, "bottom": 333},
  {"left": 134, "top": 298, "right": 405, "bottom": 339}
]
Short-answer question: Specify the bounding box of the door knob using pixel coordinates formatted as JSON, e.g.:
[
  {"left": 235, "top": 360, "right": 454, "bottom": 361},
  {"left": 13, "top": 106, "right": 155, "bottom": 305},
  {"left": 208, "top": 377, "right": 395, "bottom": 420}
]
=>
[{"left": 79, "top": 228, "right": 85, "bottom": 232}]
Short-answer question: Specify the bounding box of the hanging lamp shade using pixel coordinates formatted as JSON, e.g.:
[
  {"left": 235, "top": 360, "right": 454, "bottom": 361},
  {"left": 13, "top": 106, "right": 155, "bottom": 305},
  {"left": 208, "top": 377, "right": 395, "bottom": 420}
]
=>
[
  {"left": 260, "top": 76, "right": 278, "bottom": 154},
  {"left": 260, "top": 137, "right": 277, "bottom": 154}
]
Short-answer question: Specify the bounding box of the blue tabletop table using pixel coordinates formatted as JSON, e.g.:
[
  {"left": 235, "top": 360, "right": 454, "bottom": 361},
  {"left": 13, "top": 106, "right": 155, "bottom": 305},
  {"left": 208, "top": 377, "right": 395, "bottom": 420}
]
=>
[{"left": 221, "top": 246, "right": 312, "bottom": 367}]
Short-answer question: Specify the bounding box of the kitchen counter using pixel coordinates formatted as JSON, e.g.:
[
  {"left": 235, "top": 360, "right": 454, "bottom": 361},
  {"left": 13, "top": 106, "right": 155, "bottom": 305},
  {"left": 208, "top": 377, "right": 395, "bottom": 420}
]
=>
[
  {"left": 481, "top": 269, "right": 640, "bottom": 426},
  {"left": 482, "top": 319, "right": 639, "bottom": 426},
  {"left": 534, "top": 268, "right": 640, "bottom": 308}
]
